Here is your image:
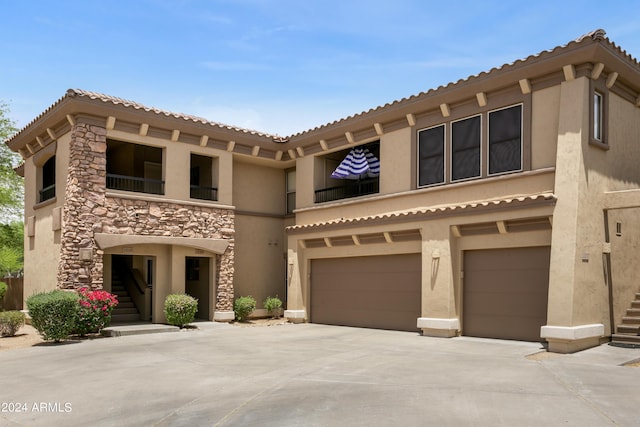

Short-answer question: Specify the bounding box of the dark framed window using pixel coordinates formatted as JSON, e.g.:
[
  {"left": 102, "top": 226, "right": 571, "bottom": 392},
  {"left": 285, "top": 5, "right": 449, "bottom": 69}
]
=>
[
  {"left": 451, "top": 115, "right": 481, "bottom": 181},
  {"left": 418, "top": 124, "right": 445, "bottom": 187},
  {"left": 39, "top": 156, "right": 56, "bottom": 202},
  {"left": 190, "top": 153, "right": 217, "bottom": 201},
  {"left": 286, "top": 169, "right": 296, "bottom": 214},
  {"left": 488, "top": 104, "right": 522, "bottom": 175}
]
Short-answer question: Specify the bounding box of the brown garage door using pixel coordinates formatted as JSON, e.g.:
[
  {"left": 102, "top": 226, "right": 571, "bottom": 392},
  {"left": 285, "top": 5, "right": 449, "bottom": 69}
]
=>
[
  {"left": 311, "top": 254, "right": 421, "bottom": 332},
  {"left": 463, "top": 247, "right": 550, "bottom": 342}
]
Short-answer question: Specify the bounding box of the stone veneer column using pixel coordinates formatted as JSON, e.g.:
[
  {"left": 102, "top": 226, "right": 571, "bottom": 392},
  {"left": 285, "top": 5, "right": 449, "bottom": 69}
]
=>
[
  {"left": 58, "top": 122, "right": 107, "bottom": 289},
  {"left": 216, "top": 230, "right": 235, "bottom": 314}
]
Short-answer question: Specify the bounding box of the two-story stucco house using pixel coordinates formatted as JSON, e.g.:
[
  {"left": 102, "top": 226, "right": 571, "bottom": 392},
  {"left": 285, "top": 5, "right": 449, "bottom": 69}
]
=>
[{"left": 6, "top": 29, "right": 640, "bottom": 352}]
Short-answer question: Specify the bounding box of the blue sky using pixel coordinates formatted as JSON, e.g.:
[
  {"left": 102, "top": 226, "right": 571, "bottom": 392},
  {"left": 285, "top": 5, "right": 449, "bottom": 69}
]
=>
[{"left": 2, "top": 0, "right": 640, "bottom": 136}]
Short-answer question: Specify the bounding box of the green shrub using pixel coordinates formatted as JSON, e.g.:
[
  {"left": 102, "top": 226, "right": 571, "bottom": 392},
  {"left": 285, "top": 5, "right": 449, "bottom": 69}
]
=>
[
  {"left": 234, "top": 296, "right": 256, "bottom": 321},
  {"left": 0, "top": 310, "right": 25, "bottom": 337},
  {"left": 164, "top": 294, "right": 198, "bottom": 328},
  {"left": 0, "top": 281, "right": 7, "bottom": 310},
  {"left": 264, "top": 296, "right": 283, "bottom": 318},
  {"left": 26, "top": 290, "right": 79, "bottom": 342}
]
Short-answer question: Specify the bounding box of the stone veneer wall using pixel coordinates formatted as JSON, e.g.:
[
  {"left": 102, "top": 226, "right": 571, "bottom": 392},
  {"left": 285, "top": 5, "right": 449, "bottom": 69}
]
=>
[
  {"left": 101, "top": 198, "right": 235, "bottom": 311},
  {"left": 58, "top": 121, "right": 235, "bottom": 312},
  {"left": 59, "top": 122, "right": 107, "bottom": 289}
]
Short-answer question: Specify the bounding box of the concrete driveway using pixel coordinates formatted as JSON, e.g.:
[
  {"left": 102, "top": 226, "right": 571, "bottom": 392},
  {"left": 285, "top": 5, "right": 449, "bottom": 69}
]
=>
[{"left": 0, "top": 323, "right": 638, "bottom": 427}]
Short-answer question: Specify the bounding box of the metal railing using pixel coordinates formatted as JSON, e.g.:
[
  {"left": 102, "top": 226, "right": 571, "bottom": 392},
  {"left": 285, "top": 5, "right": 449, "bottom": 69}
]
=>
[
  {"left": 39, "top": 184, "right": 56, "bottom": 202},
  {"left": 190, "top": 185, "right": 218, "bottom": 201},
  {"left": 106, "top": 174, "right": 164, "bottom": 195},
  {"left": 314, "top": 178, "right": 379, "bottom": 203}
]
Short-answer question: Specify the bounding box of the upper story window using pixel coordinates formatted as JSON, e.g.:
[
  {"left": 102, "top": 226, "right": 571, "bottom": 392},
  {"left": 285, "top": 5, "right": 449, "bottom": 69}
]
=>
[
  {"left": 417, "top": 103, "right": 523, "bottom": 188},
  {"left": 315, "top": 141, "right": 380, "bottom": 204},
  {"left": 106, "top": 140, "right": 164, "bottom": 195},
  {"left": 451, "top": 115, "right": 481, "bottom": 181},
  {"left": 286, "top": 169, "right": 296, "bottom": 214},
  {"left": 190, "top": 154, "right": 218, "bottom": 201},
  {"left": 39, "top": 156, "right": 56, "bottom": 202},
  {"left": 488, "top": 104, "right": 522, "bottom": 175},
  {"left": 593, "top": 91, "right": 604, "bottom": 142},
  {"left": 418, "top": 124, "right": 445, "bottom": 186},
  {"left": 589, "top": 77, "right": 608, "bottom": 148}
]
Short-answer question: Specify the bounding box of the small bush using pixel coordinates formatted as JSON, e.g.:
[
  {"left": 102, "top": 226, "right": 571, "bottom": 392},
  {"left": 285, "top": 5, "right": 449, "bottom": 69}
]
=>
[
  {"left": 234, "top": 296, "right": 256, "bottom": 321},
  {"left": 75, "top": 288, "right": 119, "bottom": 335},
  {"left": 164, "top": 294, "right": 198, "bottom": 328},
  {"left": 26, "top": 290, "right": 79, "bottom": 342},
  {"left": 0, "top": 311, "right": 25, "bottom": 337},
  {"left": 264, "top": 296, "right": 283, "bottom": 318},
  {"left": 0, "top": 281, "right": 7, "bottom": 310}
]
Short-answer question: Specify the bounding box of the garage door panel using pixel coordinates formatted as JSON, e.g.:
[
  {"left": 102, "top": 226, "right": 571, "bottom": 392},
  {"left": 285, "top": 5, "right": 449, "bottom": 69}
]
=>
[
  {"left": 311, "top": 254, "right": 421, "bottom": 332},
  {"left": 464, "top": 247, "right": 550, "bottom": 342}
]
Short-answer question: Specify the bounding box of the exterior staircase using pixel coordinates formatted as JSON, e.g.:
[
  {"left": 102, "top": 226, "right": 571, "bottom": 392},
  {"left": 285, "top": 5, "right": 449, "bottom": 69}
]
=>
[
  {"left": 110, "top": 276, "right": 142, "bottom": 323},
  {"left": 611, "top": 292, "right": 640, "bottom": 347}
]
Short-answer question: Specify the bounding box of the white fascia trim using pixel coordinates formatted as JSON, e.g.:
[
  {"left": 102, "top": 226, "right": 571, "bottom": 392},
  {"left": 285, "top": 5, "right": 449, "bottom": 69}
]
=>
[
  {"left": 540, "top": 324, "right": 604, "bottom": 340},
  {"left": 284, "top": 310, "right": 306, "bottom": 319},
  {"left": 417, "top": 318, "right": 460, "bottom": 330}
]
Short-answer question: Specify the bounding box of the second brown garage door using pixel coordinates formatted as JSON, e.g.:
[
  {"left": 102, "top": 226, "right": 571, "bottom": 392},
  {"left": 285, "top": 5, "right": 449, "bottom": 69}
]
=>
[
  {"left": 311, "top": 254, "right": 421, "bottom": 332},
  {"left": 463, "top": 247, "right": 550, "bottom": 342}
]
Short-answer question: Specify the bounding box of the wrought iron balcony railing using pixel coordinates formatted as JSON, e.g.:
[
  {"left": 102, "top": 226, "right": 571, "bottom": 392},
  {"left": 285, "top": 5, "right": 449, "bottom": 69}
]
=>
[
  {"left": 190, "top": 185, "right": 218, "bottom": 201},
  {"left": 106, "top": 174, "right": 165, "bottom": 195},
  {"left": 314, "top": 178, "right": 379, "bottom": 203},
  {"left": 39, "top": 184, "right": 56, "bottom": 202}
]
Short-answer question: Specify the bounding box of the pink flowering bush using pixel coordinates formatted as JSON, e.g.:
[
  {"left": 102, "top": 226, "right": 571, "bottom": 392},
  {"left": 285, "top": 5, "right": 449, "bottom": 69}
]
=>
[{"left": 75, "top": 288, "right": 118, "bottom": 335}]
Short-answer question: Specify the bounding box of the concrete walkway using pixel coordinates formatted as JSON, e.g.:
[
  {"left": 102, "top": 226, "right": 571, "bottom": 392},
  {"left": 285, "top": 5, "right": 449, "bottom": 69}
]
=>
[{"left": 0, "top": 323, "right": 638, "bottom": 426}]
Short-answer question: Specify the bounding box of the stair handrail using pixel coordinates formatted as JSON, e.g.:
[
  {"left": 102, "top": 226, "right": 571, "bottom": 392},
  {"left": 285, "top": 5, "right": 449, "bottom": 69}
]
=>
[{"left": 114, "top": 259, "right": 150, "bottom": 321}]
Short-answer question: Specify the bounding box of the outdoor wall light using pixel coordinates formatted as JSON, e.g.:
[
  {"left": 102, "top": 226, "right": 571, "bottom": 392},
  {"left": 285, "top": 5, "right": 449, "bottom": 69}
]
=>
[{"left": 79, "top": 248, "right": 93, "bottom": 261}]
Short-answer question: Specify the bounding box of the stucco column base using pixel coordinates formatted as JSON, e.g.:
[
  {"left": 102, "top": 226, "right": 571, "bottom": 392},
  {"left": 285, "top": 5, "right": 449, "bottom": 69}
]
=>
[
  {"left": 417, "top": 318, "right": 460, "bottom": 338},
  {"left": 213, "top": 311, "right": 235, "bottom": 322},
  {"left": 284, "top": 309, "right": 306, "bottom": 324},
  {"left": 541, "top": 324, "right": 605, "bottom": 353}
]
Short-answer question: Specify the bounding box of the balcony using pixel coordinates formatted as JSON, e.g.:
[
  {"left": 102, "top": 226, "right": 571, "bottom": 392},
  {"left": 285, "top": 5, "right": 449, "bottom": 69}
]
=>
[
  {"left": 190, "top": 185, "right": 218, "bottom": 201},
  {"left": 314, "top": 178, "right": 379, "bottom": 203},
  {"left": 106, "top": 174, "right": 164, "bottom": 195}
]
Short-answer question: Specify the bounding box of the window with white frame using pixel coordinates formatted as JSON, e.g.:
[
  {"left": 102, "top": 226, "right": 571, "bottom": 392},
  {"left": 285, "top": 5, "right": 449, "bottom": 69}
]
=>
[
  {"left": 418, "top": 124, "right": 445, "bottom": 187},
  {"left": 451, "top": 115, "right": 481, "bottom": 181},
  {"left": 593, "top": 91, "right": 603, "bottom": 142},
  {"left": 488, "top": 104, "right": 522, "bottom": 175}
]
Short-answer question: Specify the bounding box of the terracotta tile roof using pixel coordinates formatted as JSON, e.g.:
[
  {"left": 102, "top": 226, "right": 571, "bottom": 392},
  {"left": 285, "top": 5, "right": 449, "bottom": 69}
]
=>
[
  {"left": 6, "top": 89, "right": 287, "bottom": 146},
  {"left": 7, "top": 29, "right": 639, "bottom": 149},
  {"left": 286, "top": 192, "right": 556, "bottom": 233},
  {"left": 67, "top": 89, "right": 287, "bottom": 140},
  {"left": 288, "top": 29, "right": 639, "bottom": 139}
]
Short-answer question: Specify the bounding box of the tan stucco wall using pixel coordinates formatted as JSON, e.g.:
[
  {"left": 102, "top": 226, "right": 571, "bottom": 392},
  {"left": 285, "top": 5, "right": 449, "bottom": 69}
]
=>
[
  {"left": 608, "top": 207, "right": 640, "bottom": 329},
  {"left": 531, "top": 85, "right": 560, "bottom": 169},
  {"left": 22, "top": 133, "right": 71, "bottom": 302},
  {"left": 548, "top": 77, "right": 640, "bottom": 334},
  {"left": 380, "top": 128, "right": 412, "bottom": 194},
  {"left": 234, "top": 214, "right": 286, "bottom": 309},
  {"left": 232, "top": 160, "right": 287, "bottom": 310},
  {"left": 233, "top": 159, "right": 285, "bottom": 214}
]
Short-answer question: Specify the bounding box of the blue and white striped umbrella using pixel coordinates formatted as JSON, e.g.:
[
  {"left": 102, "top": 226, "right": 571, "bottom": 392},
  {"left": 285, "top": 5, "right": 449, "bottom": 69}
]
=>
[{"left": 331, "top": 147, "right": 380, "bottom": 180}]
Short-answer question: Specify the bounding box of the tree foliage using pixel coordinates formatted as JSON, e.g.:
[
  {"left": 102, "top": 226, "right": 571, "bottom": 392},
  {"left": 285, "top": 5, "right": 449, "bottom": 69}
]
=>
[
  {"left": 0, "top": 221, "right": 23, "bottom": 276},
  {"left": 0, "top": 102, "right": 22, "bottom": 223},
  {"left": 0, "top": 104, "right": 23, "bottom": 277}
]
